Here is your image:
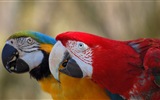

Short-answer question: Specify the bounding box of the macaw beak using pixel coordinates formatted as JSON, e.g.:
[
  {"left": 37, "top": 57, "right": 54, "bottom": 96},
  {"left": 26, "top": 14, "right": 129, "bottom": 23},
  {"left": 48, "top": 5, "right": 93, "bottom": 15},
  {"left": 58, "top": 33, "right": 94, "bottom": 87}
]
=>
[
  {"left": 49, "top": 41, "right": 83, "bottom": 82},
  {"left": 2, "top": 44, "right": 29, "bottom": 73}
]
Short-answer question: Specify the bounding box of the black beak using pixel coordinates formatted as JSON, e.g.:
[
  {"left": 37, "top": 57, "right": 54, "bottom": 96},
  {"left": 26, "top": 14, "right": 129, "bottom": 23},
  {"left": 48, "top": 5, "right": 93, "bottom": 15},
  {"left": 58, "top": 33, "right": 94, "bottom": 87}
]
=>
[
  {"left": 60, "top": 58, "right": 83, "bottom": 78},
  {"left": 2, "top": 44, "right": 29, "bottom": 73}
]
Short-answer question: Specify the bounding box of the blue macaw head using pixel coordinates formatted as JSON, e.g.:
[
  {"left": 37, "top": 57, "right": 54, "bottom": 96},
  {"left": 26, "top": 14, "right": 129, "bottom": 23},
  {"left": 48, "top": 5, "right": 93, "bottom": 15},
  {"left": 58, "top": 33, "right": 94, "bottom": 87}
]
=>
[{"left": 1, "top": 31, "right": 56, "bottom": 80}]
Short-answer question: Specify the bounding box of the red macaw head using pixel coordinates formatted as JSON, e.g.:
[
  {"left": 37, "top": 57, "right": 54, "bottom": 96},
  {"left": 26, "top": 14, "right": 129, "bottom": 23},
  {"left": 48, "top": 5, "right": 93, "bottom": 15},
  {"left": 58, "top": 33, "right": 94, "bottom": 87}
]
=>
[{"left": 49, "top": 31, "right": 115, "bottom": 81}]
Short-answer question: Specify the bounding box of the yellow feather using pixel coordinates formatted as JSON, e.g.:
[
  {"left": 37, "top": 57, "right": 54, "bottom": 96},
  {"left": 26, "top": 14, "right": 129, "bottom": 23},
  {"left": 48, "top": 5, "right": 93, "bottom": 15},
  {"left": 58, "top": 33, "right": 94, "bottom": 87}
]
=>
[
  {"left": 39, "top": 72, "right": 110, "bottom": 100},
  {"left": 40, "top": 44, "right": 53, "bottom": 53}
]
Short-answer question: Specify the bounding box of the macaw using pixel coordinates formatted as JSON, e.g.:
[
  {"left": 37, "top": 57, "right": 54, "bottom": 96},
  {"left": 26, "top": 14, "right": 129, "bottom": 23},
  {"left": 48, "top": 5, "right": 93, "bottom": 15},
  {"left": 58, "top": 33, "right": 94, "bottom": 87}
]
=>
[
  {"left": 1, "top": 31, "right": 110, "bottom": 100},
  {"left": 49, "top": 31, "right": 160, "bottom": 100}
]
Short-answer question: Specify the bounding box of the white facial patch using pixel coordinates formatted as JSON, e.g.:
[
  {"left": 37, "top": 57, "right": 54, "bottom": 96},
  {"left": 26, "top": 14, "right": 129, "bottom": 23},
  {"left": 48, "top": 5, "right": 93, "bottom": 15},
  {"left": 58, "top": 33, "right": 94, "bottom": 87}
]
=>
[
  {"left": 66, "top": 40, "right": 93, "bottom": 65},
  {"left": 66, "top": 40, "right": 93, "bottom": 77},
  {"left": 21, "top": 51, "right": 44, "bottom": 71}
]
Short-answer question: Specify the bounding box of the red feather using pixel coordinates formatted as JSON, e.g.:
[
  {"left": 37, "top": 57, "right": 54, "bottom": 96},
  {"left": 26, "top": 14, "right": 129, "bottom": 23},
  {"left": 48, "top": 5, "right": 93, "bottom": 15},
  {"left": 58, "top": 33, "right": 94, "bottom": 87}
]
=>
[{"left": 56, "top": 31, "right": 160, "bottom": 99}]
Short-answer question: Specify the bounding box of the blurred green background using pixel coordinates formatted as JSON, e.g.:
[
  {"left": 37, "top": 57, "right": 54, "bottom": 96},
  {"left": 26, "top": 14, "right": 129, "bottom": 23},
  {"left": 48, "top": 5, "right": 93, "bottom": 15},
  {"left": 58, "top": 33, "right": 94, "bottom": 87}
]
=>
[{"left": 0, "top": 0, "right": 160, "bottom": 100}]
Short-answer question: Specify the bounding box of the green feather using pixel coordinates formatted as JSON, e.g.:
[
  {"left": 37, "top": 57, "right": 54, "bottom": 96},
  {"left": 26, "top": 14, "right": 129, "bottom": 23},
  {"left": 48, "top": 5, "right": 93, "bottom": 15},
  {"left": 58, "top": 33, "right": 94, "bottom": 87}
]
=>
[
  {"left": 155, "top": 76, "right": 160, "bottom": 86},
  {"left": 8, "top": 31, "right": 56, "bottom": 45}
]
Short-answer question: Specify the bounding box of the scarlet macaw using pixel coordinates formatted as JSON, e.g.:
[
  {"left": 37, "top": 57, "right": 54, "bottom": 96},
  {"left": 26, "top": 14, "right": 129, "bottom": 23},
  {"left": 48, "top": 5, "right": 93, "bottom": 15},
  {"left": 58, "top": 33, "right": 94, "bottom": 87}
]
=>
[
  {"left": 49, "top": 31, "right": 160, "bottom": 100},
  {"left": 1, "top": 31, "right": 110, "bottom": 100}
]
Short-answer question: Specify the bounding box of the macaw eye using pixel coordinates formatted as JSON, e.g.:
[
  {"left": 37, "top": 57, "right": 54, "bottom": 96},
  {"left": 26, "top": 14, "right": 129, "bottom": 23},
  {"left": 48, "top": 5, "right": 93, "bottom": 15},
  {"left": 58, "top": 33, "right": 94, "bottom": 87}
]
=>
[
  {"left": 78, "top": 43, "right": 84, "bottom": 48},
  {"left": 26, "top": 37, "right": 33, "bottom": 44},
  {"left": 7, "top": 39, "right": 15, "bottom": 45},
  {"left": 10, "top": 39, "right": 14, "bottom": 44},
  {"left": 77, "top": 42, "right": 88, "bottom": 51}
]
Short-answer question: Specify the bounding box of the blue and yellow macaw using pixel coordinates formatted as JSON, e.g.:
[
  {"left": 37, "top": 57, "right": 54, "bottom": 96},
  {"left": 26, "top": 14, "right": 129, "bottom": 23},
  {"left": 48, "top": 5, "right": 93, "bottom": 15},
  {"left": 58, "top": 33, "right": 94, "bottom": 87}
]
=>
[{"left": 1, "top": 31, "right": 110, "bottom": 100}]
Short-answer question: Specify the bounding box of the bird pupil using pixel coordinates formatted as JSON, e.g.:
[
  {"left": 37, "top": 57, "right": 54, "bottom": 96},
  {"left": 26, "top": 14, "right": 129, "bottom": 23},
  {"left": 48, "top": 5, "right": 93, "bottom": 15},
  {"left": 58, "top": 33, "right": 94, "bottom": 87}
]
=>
[{"left": 79, "top": 44, "right": 83, "bottom": 47}]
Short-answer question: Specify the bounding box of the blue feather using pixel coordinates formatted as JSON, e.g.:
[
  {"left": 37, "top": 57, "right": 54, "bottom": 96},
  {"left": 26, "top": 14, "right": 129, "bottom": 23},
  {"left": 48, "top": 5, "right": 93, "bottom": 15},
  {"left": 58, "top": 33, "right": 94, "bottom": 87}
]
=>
[
  {"left": 30, "top": 31, "right": 56, "bottom": 45},
  {"left": 105, "top": 89, "right": 124, "bottom": 100}
]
